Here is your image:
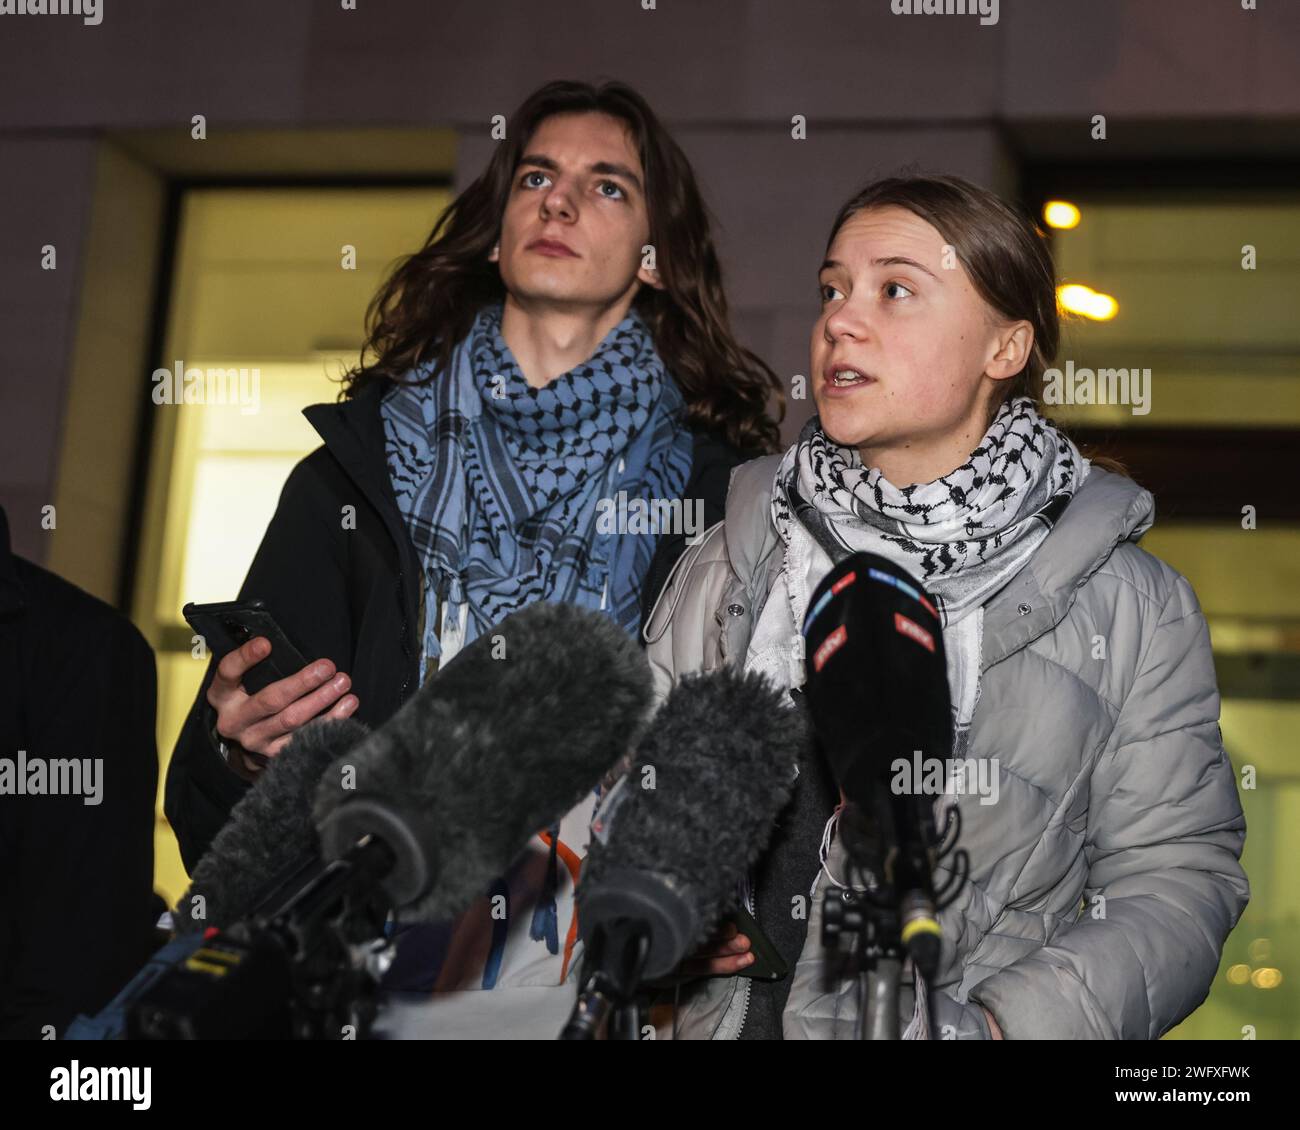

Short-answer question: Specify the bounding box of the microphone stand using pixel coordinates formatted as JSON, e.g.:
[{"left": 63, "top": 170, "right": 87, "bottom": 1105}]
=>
[
  {"left": 560, "top": 919, "right": 652, "bottom": 1040},
  {"left": 821, "top": 785, "right": 969, "bottom": 1039},
  {"left": 127, "top": 836, "right": 397, "bottom": 1040},
  {"left": 822, "top": 788, "right": 903, "bottom": 1039},
  {"left": 826, "top": 887, "right": 905, "bottom": 1041}
]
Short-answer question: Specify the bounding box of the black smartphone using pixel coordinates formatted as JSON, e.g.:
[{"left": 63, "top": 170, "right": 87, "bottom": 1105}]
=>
[
  {"left": 182, "top": 598, "right": 310, "bottom": 695},
  {"left": 730, "top": 902, "right": 789, "bottom": 982}
]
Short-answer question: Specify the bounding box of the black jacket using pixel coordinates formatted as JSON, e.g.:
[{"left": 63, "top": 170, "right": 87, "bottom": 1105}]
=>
[
  {"left": 165, "top": 378, "right": 748, "bottom": 874},
  {"left": 0, "top": 507, "right": 160, "bottom": 1039}
]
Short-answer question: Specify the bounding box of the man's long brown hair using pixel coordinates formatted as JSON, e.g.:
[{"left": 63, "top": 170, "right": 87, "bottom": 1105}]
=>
[{"left": 342, "top": 80, "right": 783, "bottom": 455}]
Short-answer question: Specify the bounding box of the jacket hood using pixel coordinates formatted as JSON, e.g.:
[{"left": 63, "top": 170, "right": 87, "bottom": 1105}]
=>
[
  {"left": 979, "top": 464, "right": 1154, "bottom": 671},
  {"left": 720, "top": 454, "right": 1157, "bottom": 672}
]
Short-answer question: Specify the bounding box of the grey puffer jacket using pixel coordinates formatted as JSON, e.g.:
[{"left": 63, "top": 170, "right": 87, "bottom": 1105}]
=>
[{"left": 642, "top": 455, "right": 1249, "bottom": 1040}]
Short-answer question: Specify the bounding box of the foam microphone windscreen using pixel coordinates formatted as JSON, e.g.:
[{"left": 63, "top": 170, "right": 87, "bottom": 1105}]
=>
[
  {"left": 312, "top": 601, "right": 655, "bottom": 922},
  {"left": 172, "top": 716, "right": 370, "bottom": 934},
  {"left": 578, "top": 665, "right": 808, "bottom": 980}
]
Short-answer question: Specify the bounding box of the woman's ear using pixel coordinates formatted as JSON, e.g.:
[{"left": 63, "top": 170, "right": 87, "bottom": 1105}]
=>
[{"left": 986, "top": 319, "right": 1034, "bottom": 383}]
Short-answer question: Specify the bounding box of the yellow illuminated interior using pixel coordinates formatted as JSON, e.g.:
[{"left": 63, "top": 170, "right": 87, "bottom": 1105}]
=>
[
  {"left": 1049, "top": 194, "right": 1300, "bottom": 1039},
  {"left": 1050, "top": 197, "right": 1300, "bottom": 427},
  {"left": 132, "top": 186, "right": 451, "bottom": 909}
]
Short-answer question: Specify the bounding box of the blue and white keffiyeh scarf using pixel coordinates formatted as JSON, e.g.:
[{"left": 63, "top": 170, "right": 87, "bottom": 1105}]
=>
[{"left": 382, "top": 301, "right": 693, "bottom": 677}]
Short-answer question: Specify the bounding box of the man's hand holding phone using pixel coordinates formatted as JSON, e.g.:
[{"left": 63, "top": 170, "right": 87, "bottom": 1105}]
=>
[{"left": 207, "top": 636, "right": 359, "bottom": 775}]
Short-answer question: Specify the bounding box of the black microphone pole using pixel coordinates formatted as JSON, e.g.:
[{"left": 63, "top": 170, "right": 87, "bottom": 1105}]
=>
[
  {"left": 828, "top": 777, "right": 945, "bottom": 1039},
  {"left": 560, "top": 917, "right": 652, "bottom": 1040}
]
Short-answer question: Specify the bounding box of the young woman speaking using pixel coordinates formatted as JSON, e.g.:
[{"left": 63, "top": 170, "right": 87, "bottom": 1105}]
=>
[{"left": 645, "top": 174, "right": 1249, "bottom": 1040}]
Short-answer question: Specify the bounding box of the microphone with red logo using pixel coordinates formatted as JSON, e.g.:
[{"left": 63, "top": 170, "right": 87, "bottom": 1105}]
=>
[{"left": 800, "top": 552, "right": 970, "bottom": 1037}]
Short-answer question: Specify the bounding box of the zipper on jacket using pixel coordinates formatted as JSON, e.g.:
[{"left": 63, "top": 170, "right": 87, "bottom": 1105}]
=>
[{"left": 734, "top": 873, "right": 756, "bottom": 1038}]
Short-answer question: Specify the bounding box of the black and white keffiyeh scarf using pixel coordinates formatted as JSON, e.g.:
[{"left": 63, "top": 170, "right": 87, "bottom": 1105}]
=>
[{"left": 773, "top": 396, "right": 1088, "bottom": 627}]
